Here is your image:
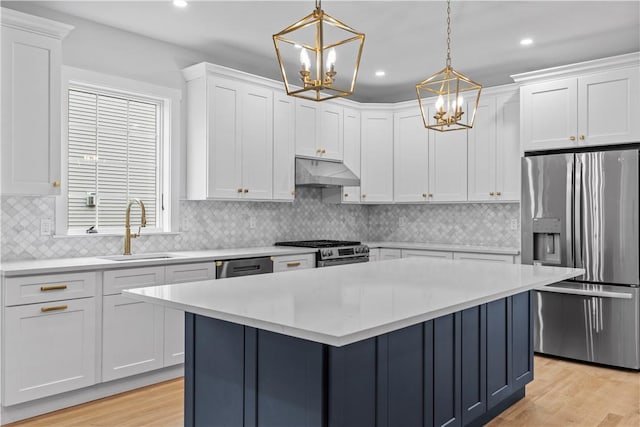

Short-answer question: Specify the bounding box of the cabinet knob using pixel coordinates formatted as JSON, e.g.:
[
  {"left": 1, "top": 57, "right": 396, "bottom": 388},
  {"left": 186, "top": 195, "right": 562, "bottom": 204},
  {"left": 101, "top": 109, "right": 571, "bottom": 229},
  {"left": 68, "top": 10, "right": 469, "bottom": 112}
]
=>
[
  {"left": 243, "top": 188, "right": 249, "bottom": 193},
  {"left": 496, "top": 191, "right": 502, "bottom": 196},
  {"left": 569, "top": 136, "right": 576, "bottom": 141},
  {"left": 344, "top": 193, "right": 349, "bottom": 198},
  {"left": 321, "top": 149, "right": 326, "bottom": 154},
  {"left": 237, "top": 188, "right": 243, "bottom": 193},
  {"left": 362, "top": 194, "right": 367, "bottom": 199},
  {"left": 52, "top": 181, "right": 61, "bottom": 187},
  {"left": 579, "top": 135, "right": 585, "bottom": 141},
  {"left": 490, "top": 192, "right": 495, "bottom": 196},
  {"left": 422, "top": 193, "right": 427, "bottom": 198},
  {"left": 428, "top": 193, "right": 433, "bottom": 198},
  {"left": 291, "top": 190, "right": 296, "bottom": 196},
  {"left": 316, "top": 148, "right": 322, "bottom": 154}
]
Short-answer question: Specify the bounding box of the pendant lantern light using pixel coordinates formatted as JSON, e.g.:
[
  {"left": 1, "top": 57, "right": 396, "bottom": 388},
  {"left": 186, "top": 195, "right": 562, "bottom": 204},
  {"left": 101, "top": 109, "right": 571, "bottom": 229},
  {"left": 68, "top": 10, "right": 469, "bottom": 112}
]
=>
[
  {"left": 273, "top": 0, "right": 365, "bottom": 102},
  {"left": 416, "top": 0, "right": 482, "bottom": 131}
]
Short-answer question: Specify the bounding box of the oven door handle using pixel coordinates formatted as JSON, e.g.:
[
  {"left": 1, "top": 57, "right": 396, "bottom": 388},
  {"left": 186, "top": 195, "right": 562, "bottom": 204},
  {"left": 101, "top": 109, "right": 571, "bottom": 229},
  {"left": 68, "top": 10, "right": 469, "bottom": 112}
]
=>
[{"left": 318, "top": 257, "right": 369, "bottom": 267}]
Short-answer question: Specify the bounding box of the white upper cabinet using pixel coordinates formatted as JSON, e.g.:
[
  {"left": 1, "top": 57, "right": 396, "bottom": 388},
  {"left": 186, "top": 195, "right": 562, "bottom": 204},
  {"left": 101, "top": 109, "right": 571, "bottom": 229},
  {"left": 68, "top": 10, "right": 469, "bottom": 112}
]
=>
[
  {"left": 294, "top": 99, "right": 344, "bottom": 161},
  {"left": 394, "top": 106, "right": 429, "bottom": 202},
  {"left": 518, "top": 55, "right": 639, "bottom": 151},
  {"left": 428, "top": 106, "right": 468, "bottom": 202},
  {"left": 184, "top": 66, "right": 273, "bottom": 200},
  {"left": 577, "top": 68, "right": 640, "bottom": 146},
  {"left": 273, "top": 92, "right": 296, "bottom": 201},
  {"left": 342, "top": 107, "right": 361, "bottom": 203},
  {"left": 1, "top": 9, "right": 72, "bottom": 195},
  {"left": 360, "top": 111, "right": 394, "bottom": 203},
  {"left": 467, "top": 89, "right": 520, "bottom": 202}
]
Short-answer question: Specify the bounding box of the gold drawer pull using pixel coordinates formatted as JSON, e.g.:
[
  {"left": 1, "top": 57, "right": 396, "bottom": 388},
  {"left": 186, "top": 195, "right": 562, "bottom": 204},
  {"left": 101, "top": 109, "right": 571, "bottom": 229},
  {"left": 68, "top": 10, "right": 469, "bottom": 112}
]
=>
[
  {"left": 40, "top": 284, "right": 68, "bottom": 292},
  {"left": 579, "top": 135, "right": 585, "bottom": 140},
  {"left": 237, "top": 188, "right": 243, "bottom": 193},
  {"left": 243, "top": 189, "right": 249, "bottom": 193},
  {"left": 496, "top": 191, "right": 502, "bottom": 196},
  {"left": 52, "top": 181, "right": 61, "bottom": 187},
  {"left": 344, "top": 193, "right": 349, "bottom": 197},
  {"left": 489, "top": 192, "right": 494, "bottom": 196},
  {"left": 286, "top": 262, "right": 301, "bottom": 268},
  {"left": 321, "top": 149, "right": 326, "bottom": 154},
  {"left": 41, "top": 304, "right": 68, "bottom": 313},
  {"left": 569, "top": 136, "right": 576, "bottom": 141}
]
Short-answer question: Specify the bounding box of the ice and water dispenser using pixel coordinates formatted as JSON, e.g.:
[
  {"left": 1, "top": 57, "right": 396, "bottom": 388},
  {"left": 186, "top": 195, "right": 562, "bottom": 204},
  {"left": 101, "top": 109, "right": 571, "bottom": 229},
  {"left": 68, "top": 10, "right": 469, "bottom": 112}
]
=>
[{"left": 531, "top": 218, "right": 562, "bottom": 264}]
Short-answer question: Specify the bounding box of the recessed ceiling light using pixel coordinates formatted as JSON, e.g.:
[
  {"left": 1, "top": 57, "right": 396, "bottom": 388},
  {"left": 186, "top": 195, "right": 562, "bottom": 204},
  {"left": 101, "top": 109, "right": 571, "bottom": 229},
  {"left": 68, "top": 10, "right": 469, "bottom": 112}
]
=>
[
  {"left": 173, "top": 0, "right": 188, "bottom": 8},
  {"left": 375, "top": 70, "right": 386, "bottom": 77},
  {"left": 520, "top": 38, "right": 533, "bottom": 46}
]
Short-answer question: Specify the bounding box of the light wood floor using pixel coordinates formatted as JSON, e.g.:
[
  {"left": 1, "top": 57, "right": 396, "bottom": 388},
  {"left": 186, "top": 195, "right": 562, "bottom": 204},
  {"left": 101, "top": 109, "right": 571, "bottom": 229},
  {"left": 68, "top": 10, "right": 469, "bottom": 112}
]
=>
[{"left": 6, "top": 356, "right": 639, "bottom": 427}]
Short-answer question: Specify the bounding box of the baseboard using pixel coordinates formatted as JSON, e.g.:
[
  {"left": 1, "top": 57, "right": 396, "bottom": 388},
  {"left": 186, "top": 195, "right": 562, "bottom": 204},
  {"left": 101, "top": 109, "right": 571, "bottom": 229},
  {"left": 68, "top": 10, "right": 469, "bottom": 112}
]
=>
[{"left": 1, "top": 365, "right": 184, "bottom": 425}]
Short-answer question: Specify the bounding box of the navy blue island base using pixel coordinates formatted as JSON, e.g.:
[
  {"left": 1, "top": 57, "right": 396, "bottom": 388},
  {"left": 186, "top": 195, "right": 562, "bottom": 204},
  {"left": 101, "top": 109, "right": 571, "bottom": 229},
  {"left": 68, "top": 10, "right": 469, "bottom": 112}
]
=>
[{"left": 184, "top": 291, "right": 534, "bottom": 427}]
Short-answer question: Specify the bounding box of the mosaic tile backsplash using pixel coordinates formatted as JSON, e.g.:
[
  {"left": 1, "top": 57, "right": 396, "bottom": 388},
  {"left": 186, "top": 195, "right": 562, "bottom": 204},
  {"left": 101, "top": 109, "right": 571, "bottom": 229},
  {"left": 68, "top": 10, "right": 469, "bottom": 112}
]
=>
[{"left": 1, "top": 189, "right": 519, "bottom": 261}]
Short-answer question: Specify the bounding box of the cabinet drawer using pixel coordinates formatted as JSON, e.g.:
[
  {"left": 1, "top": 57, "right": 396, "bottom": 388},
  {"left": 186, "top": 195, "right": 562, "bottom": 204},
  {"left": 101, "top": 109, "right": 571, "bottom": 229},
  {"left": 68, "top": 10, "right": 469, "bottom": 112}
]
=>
[
  {"left": 453, "top": 252, "right": 514, "bottom": 263},
  {"left": 272, "top": 254, "right": 315, "bottom": 272},
  {"left": 401, "top": 249, "right": 453, "bottom": 259},
  {"left": 166, "top": 263, "right": 215, "bottom": 284},
  {"left": 4, "top": 272, "right": 97, "bottom": 306},
  {"left": 4, "top": 297, "right": 96, "bottom": 405},
  {"left": 103, "top": 266, "right": 165, "bottom": 295}
]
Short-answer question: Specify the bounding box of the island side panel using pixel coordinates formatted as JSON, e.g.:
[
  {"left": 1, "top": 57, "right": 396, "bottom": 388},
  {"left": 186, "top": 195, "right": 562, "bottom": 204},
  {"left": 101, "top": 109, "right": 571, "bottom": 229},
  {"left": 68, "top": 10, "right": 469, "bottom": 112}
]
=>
[{"left": 327, "top": 338, "right": 376, "bottom": 427}]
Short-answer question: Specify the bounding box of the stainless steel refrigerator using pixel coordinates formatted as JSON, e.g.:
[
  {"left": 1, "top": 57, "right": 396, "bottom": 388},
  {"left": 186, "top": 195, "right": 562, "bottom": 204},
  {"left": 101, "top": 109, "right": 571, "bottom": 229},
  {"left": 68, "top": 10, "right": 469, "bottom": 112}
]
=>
[{"left": 522, "top": 148, "right": 640, "bottom": 370}]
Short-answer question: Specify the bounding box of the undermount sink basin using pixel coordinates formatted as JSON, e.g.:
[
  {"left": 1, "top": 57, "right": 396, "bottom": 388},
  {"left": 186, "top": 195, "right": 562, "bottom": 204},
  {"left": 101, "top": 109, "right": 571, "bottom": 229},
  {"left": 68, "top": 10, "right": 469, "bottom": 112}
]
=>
[{"left": 99, "top": 253, "right": 181, "bottom": 262}]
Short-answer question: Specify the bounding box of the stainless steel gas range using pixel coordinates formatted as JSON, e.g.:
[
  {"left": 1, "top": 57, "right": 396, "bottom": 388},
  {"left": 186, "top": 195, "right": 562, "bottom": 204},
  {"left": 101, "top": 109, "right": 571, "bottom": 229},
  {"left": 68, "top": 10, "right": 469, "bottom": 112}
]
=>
[{"left": 275, "top": 240, "right": 369, "bottom": 267}]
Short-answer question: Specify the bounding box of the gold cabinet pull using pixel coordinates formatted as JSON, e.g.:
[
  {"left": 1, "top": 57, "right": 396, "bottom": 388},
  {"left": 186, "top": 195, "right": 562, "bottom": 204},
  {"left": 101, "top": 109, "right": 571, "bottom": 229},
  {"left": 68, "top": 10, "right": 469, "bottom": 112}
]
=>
[
  {"left": 237, "top": 188, "right": 243, "bottom": 193},
  {"left": 496, "top": 191, "right": 502, "bottom": 196},
  {"left": 428, "top": 193, "right": 433, "bottom": 198},
  {"left": 243, "top": 189, "right": 249, "bottom": 193},
  {"left": 579, "top": 135, "right": 585, "bottom": 140},
  {"left": 422, "top": 193, "right": 427, "bottom": 198},
  {"left": 321, "top": 149, "right": 326, "bottom": 154},
  {"left": 52, "top": 181, "right": 61, "bottom": 187},
  {"left": 569, "top": 136, "right": 576, "bottom": 141},
  {"left": 40, "top": 284, "right": 68, "bottom": 292},
  {"left": 215, "top": 261, "right": 223, "bottom": 267},
  {"left": 490, "top": 192, "right": 495, "bottom": 196},
  {"left": 286, "top": 262, "right": 301, "bottom": 268},
  {"left": 291, "top": 190, "right": 296, "bottom": 196},
  {"left": 316, "top": 148, "right": 322, "bottom": 154},
  {"left": 362, "top": 194, "right": 367, "bottom": 199},
  {"left": 344, "top": 193, "right": 349, "bottom": 198},
  {"left": 41, "top": 304, "right": 68, "bottom": 313}
]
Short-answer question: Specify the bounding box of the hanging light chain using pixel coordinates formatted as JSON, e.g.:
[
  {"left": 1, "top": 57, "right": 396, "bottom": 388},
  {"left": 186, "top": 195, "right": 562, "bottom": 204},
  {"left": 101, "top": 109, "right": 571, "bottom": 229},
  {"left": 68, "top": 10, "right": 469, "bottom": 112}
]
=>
[{"left": 446, "top": 0, "right": 451, "bottom": 68}]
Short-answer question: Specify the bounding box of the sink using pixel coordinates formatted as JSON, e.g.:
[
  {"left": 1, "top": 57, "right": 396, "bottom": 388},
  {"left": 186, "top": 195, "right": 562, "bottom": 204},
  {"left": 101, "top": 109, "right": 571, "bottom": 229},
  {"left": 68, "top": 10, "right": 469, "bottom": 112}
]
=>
[{"left": 99, "top": 253, "right": 181, "bottom": 262}]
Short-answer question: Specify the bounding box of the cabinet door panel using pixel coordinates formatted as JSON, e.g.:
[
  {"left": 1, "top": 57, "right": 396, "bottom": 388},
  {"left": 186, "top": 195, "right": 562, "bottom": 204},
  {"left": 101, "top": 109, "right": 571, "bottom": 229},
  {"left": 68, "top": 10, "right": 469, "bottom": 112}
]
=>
[
  {"left": 273, "top": 92, "right": 296, "bottom": 200},
  {"left": 433, "top": 314, "right": 462, "bottom": 427},
  {"left": 342, "top": 108, "right": 361, "bottom": 204},
  {"left": 467, "top": 98, "right": 497, "bottom": 201},
  {"left": 319, "top": 104, "right": 343, "bottom": 160},
  {"left": 496, "top": 92, "right": 521, "bottom": 201},
  {"left": 461, "top": 306, "right": 486, "bottom": 426},
  {"left": 486, "top": 297, "right": 513, "bottom": 409},
  {"left": 165, "top": 263, "right": 215, "bottom": 284},
  {"left": 241, "top": 85, "right": 273, "bottom": 199},
  {"left": 428, "top": 116, "right": 468, "bottom": 201},
  {"left": 295, "top": 99, "right": 319, "bottom": 157},
  {"left": 208, "top": 76, "right": 242, "bottom": 198},
  {"left": 521, "top": 78, "right": 578, "bottom": 151},
  {"left": 579, "top": 68, "right": 640, "bottom": 146},
  {"left": 103, "top": 266, "right": 165, "bottom": 295},
  {"left": 512, "top": 291, "right": 534, "bottom": 388},
  {"left": 164, "top": 307, "right": 185, "bottom": 366},
  {"left": 4, "top": 298, "right": 96, "bottom": 405},
  {"left": 361, "top": 112, "right": 394, "bottom": 202},
  {"left": 394, "top": 109, "right": 429, "bottom": 202},
  {"left": 1, "top": 27, "right": 62, "bottom": 195},
  {"left": 102, "top": 294, "right": 164, "bottom": 381}
]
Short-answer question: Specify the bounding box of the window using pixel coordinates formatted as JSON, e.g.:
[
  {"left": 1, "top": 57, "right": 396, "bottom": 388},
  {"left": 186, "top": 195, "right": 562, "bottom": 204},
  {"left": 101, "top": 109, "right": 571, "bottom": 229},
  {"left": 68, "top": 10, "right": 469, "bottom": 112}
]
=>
[{"left": 57, "top": 67, "right": 180, "bottom": 236}]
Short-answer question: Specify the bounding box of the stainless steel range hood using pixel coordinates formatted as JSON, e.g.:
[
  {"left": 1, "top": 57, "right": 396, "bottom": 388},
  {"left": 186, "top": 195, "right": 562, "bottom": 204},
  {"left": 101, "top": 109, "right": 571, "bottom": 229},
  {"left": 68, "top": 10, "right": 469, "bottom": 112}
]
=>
[{"left": 295, "top": 157, "right": 360, "bottom": 188}]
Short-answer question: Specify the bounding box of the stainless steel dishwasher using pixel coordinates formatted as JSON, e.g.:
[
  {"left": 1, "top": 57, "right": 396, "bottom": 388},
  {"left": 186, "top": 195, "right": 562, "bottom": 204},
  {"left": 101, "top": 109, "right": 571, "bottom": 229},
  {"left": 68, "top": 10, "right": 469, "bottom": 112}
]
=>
[{"left": 215, "top": 257, "right": 273, "bottom": 279}]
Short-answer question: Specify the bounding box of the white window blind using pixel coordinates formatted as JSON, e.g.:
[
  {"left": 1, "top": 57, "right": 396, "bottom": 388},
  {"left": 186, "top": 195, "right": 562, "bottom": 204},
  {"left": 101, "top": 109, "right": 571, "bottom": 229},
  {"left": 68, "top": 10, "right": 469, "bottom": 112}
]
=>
[{"left": 67, "top": 88, "right": 161, "bottom": 232}]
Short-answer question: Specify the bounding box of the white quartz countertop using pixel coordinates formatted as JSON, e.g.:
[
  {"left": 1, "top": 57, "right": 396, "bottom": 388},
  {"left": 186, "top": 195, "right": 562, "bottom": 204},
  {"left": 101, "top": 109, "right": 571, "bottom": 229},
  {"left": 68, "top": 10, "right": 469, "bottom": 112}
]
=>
[
  {"left": 124, "top": 258, "right": 582, "bottom": 347},
  {"left": 365, "top": 242, "right": 520, "bottom": 255},
  {"left": 0, "top": 247, "right": 317, "bottom": 277}
]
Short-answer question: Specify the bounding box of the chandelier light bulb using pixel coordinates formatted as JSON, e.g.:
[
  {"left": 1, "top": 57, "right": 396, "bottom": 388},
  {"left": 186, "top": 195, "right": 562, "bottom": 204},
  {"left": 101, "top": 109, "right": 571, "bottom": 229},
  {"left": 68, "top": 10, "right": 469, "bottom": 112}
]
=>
[
  {"left": 172, "top": 0, "right": 188, "bottom": 8},
  {"left": 300, "top": 49, "right": 311, "bottom": 72},
  {"left": 326, "top": 48, "right": 336, "bottom": 72},
  {"left": 436, "top": 95, "right": 445, "bottom": 112}
]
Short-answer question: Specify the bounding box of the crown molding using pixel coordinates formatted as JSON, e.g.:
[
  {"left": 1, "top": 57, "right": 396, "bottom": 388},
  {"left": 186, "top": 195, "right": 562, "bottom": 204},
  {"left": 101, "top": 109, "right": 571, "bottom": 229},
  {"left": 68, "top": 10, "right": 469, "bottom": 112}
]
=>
[
  {"left": 1, "top": 7, "right": 73, "bottom": 39},
  {"left": 511, "top": 52, "right": 640, "bottom": 84}
]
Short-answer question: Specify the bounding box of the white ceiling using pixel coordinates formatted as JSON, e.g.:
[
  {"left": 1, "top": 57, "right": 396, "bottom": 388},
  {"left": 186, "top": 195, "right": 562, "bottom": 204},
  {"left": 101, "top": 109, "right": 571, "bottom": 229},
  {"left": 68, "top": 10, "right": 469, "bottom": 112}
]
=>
[{"left": 8, "top": 1, "right": 640, "bottom": 102}]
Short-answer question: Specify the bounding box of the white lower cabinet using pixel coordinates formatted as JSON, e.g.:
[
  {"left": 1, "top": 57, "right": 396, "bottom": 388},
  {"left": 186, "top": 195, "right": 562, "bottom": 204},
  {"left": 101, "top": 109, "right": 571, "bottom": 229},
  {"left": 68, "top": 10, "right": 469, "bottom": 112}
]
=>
[
  {"left": 102, "top": 294, "right": 164, "bottom": 382},
  {"left": 453, "top": 252, "right": 515, "bottom": 263},
  {"left": 379, "top": 248, "right": 401, "bottom": 260},
  {"left": 368, "top": 248, "right": 380, "bottom": 262},
  {"left": 401, "top": 249, "right": 453, "bottom": 260},
  {"left": 163, "top": 307, "right": 185, "bottom": 366},
  {"left": 4, "top": 297, "right": 96, "bottom": 405},
  {"left": 272, "top": 254, "right": 315, "bottom": 272}
]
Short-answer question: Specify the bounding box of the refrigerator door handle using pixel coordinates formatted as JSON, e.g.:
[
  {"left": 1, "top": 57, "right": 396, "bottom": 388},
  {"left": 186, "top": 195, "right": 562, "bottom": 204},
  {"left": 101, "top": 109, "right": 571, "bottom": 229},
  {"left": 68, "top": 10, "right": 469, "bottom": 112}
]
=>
[
  {"left": 539, "top": 286, "right": 634, "bottom": 299},
  {"left": 574, "top": 157, "right": 583, "bottom": 270}
]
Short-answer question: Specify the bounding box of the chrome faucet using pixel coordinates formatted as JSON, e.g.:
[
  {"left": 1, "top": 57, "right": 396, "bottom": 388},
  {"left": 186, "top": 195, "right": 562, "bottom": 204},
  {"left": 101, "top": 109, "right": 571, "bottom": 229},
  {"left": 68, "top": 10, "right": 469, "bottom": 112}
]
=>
[{"left": 124, "top": 199, "right": 146, "bottom": 256}]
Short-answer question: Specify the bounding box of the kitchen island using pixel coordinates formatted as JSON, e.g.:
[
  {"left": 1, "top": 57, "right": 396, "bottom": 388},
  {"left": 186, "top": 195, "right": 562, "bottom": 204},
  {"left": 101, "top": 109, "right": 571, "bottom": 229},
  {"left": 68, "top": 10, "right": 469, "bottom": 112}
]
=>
[{"left": 125, "top": 257, "right": 583, "bottom": 427}]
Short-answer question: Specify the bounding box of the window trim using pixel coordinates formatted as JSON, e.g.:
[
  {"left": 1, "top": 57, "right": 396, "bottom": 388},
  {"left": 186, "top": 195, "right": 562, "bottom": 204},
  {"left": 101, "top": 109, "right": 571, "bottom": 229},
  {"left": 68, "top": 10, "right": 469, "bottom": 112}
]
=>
[{"left": 56, "top": 66, "right": 181, "bottom": 236}]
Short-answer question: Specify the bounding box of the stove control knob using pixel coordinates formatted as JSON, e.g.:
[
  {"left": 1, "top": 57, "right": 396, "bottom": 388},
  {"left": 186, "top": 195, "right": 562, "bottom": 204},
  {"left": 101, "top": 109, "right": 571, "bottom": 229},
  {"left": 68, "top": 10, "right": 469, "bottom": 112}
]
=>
[
  {"left": 363, "top": 246, "right": 369, "bottom": 253},
  {"left": 355, "top": 247, "right": 362, "bottom": 253}
]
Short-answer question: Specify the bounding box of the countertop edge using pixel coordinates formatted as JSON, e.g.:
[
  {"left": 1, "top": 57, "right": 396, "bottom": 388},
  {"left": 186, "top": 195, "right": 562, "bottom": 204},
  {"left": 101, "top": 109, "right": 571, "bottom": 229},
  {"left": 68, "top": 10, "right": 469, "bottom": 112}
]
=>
[{"left": 123, "top": 268, "right": 582, "bottom": 347}]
